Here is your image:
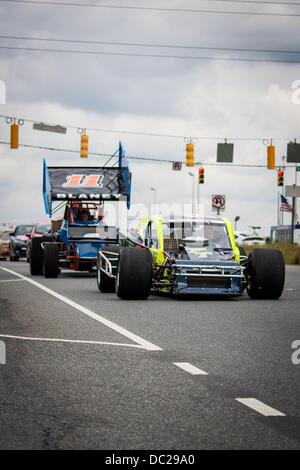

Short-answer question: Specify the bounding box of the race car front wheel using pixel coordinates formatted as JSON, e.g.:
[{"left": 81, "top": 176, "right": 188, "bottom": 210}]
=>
[
  {"left": 30, "top": 238, "right": 43, "bottom": 275},
  {"left": 97, "top": 246, "right": 121, "bottom": 293},
  {"left": 116, "top": 247, "right": 152, "bottom": 300},
  {"left": 247, "top": 248, "right": 285, "bottom": 299},
  {"left": 43, "top": 243, "right": 60, "bottom": 278}
]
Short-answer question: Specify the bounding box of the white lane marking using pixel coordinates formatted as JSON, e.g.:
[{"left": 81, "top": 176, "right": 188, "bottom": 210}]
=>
[
  {"left": 0, "top": 267, "right": 162, "bottom": 352},
  {"left": 235, "top": 398, "right": 286, "bottom": 416},
  {"left": 174, "top": 362, "right": 208, "bottom": 375},
  {"left": 0, "top": 279, "right": 25, "bottom": 283},
  {"left": 0, "top": 334, "right": 144, "bottom": 349}
]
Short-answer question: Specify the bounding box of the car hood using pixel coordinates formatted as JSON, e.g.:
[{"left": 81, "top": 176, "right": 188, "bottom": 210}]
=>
[
  {"left": 15, "top": 235, "right": 28, "bottom": 241},
  {"left": 181, "top": 246, "right": 234, "bottom": 262}
]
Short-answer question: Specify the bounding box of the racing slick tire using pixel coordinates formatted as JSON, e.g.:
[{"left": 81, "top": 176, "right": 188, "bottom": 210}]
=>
[
  {"left": 116, "top": 247, "right": 152, "bottom": 300},
  {"left": 97, "top": 246, "right": 121, "bottom": 293},
  {"left": 30, "top": 238, "right": 44, "bottom": 275},
  {"left": 247, "top": 248, "right": 285, "bottom": 299},
  {"left": 43, "top": 243, "right": 60, "bottom": 278}
]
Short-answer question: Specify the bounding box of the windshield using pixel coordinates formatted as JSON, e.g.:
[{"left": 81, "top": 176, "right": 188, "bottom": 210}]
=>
[
  {"left": 1, "top": 232, "right": 10, "bottom": 241},
  {"left": 162, "top": 221, "right": 231, "bottom": 249},
  {"left": 15, "top": 225, "right": 34, "bottom": 236},
  {"left": 36, "top": 224, "right": 51, "bottom": 234}
]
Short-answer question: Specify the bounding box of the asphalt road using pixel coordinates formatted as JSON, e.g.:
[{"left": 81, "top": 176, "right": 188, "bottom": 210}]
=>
[{"left": 0, "top": 260, "right": 299, "bottom": 450}]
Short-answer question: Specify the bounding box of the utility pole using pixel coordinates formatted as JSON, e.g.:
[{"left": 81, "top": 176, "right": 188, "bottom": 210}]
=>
[{"left": 281, "top": 156, "right": 285, "bottom": 225}]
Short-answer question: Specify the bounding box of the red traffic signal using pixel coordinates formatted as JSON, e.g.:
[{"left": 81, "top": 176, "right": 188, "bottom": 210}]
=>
[{"left": 199, "top": 167, "right": 204, "bottom": 184}]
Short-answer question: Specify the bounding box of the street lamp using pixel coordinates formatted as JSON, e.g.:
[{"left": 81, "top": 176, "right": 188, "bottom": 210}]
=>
[
  {"left": 234, "top": 216, "right": 240, "bottom": 231},
  {"left": 150, "top": 187, "right": 157, "bottom": 204},
  {"left": 188, "top": 172, "right": 195, "bottom": 215}
]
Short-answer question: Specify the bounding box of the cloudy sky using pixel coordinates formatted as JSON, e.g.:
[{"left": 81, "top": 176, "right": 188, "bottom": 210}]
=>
[{"left": 1, "top": 0, "right": 300, "bottom": 235}]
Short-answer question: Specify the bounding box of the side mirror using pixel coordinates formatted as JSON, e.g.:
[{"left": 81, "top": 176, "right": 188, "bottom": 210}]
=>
[{"left": 25, "top": 233, "right": 31, "bottom": 238}]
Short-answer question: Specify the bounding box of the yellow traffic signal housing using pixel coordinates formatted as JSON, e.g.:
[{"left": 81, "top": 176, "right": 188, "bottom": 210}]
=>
[
  {"left": 267, "top": 143, "right": 275, "bottom": 169},
  {"left": 80, "top": 133, "right": 88, "bottom": 158},
  {"left": 186, "top": 141, "right": 194, "bottom": 167},
  {"left": 199, "top": 167, "right": 204, "bottom": 184},
  {"left": 10, "top": 123, "right": 19, "bottom": 149},
  {"left": 277, "top": 170, "right": 283, "bottom": 186}
]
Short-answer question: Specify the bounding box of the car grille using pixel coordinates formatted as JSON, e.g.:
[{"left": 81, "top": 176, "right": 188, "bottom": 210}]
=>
[{"left": 187, "top": 276, "right": 231, "bottom": 288}]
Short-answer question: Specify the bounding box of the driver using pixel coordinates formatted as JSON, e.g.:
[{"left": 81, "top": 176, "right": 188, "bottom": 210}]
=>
[
  {"left": 204, "top": 225, "right": 223, "bottom": 247},
  {"left": 78, "top": 209, "right": 90, "bottom": 222}
]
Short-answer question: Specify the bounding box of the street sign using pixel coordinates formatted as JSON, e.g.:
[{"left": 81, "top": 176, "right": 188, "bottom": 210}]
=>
[
  {"left": 217, "top": 143, "right": 234, "bottom": 163},
  {"left": 296, "top": 167, "right": 300, "bottom": 172},
  {"left": 287, "top": 143, "right": 300, "bottom": 163},
  {"left": 33, "top": 122, "right": 67, "bottom": 134},
  {"left": 212, "top": 194, "right": 226, "bottom": 212},
  {"left": 172, "top": 161, "right": 182, "bottom": 171},
  {"left": 285, "top": 185, "right": 300, "bottom": 197}
]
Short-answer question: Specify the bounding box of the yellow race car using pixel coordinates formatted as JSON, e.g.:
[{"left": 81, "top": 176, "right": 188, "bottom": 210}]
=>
[{"left": 97, "top": 215, "right": 285, "bottom": 300}]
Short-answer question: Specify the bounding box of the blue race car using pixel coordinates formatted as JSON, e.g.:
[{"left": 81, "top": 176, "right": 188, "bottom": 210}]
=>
[{"left": 29, "top": 142, "right": 131, "bottom": 278}]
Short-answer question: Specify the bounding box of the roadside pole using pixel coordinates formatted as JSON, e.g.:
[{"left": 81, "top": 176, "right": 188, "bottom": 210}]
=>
[{"left": 291, "top": 165, "right": 299, "bottom": 243}]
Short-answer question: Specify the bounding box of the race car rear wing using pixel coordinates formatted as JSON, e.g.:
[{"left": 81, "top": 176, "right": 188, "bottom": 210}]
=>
[{"left": 43, "top": 141, "right": 132, "bottom": 216}]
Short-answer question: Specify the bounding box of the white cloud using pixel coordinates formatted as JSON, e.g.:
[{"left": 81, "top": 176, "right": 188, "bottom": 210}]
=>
[{"left": 1, "top": 1, "right": 300, "bottom": 235}]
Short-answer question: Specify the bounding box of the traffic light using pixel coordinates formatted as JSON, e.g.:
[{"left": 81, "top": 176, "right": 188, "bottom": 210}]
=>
[
  {"left": 277, "top": 170, "right": 284, "bottom": 186},
  {"left": 10, "top": 122, "right": 19, "bottom": 149},
  {"left": 80, "top": 132, "right": 88, "bottom": 158},
  {"left": 199, "top": 167, "right": 204, "bottom": 184},
  {"left": 267, "top": 142, "right": 275, "bottom": 169},
  {"left": 186, "top": 140, "right": 194, "bottom": 167}
]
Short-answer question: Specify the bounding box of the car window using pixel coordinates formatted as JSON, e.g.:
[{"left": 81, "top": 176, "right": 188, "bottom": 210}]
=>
[
  {"left": 15, "top": 225, "right": 34, "bottom": 235},
  {"left": 36, "top": 224, "right": 51, "bottom": 234},
  {"left": 1, "top": 232, "right": 10, "bottom": 241},
  {"left": 145, "top": 222, "right": 159, "bottom": 249}
]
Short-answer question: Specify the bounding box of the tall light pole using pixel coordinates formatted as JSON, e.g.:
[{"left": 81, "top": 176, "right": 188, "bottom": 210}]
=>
[
  {"left": 188, "top": 172, "right": 195, "bottom": 215},
  {"left": 150, "top": 187, "right": 157, "bottom": 205}
]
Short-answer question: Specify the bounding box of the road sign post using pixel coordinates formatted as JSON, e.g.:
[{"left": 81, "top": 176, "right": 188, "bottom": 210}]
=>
[{"left": 212, "top": 194, "right": 226, "bottom": 215}]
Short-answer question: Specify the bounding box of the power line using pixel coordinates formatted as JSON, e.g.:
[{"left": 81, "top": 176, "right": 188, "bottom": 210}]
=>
[
  {"left": 1, "top": 140, "right": 294, "bottom": 167},
  {"left": 1, "top": 0, "right": 300, "bottom": 18},
  {"left": 207, "top": 0, "right": 300, "bottom": 4},
  {"left": 1, "top": 35, "right": 300, "bottom": 55},
  {"left": 2, "top": 45, "right": 300, "bottom": 63},
  {"left": 0, "top": 114, "right": 296, "bottom": 142}
]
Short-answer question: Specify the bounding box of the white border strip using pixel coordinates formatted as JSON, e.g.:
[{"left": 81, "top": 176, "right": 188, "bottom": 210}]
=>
[
  {"left": 0, "top": 267, "right": 162, "bottom": 351},
  {"left": 0, "top": 334, "right": 144, "bottom": 348},
  {"left": 235, "top": 398, "right": 286, "bottom": 416},
  {"left": 174, "top": 362, "right": 208, "bottom": 375}
]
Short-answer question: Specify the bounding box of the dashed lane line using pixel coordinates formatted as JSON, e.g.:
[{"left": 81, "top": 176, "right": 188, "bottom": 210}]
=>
[
  {"left": 0, "top": 266, "right": 162, "bottom": 352},
  {"left": 0, "top": 334, "right": 144, "bottom": 348},
  {"left": 174, "top": 362, "right": 208, "bottom": 375},
  {"left": 235, "top": 398, "right": 286, "bottom": 416}
]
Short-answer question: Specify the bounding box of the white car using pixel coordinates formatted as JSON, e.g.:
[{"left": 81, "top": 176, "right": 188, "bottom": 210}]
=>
[
  {"left": 234, "top": 232, "right": 252, "bottom": 245},
  {"left": 241, "top": 236, "right": 265, "bottom": 246}
]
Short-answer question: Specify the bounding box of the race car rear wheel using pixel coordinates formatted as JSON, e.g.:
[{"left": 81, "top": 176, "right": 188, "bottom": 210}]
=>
[
  {"left": 43, "top": 243, "right": 60, "bottom": 278},
  {"left": 30, "top": 238, "right": 43, "bottom": 275},
  {"left": 97, "top": 246, "right": 121, "bottom": 293},
  {"left": 116, "top": 247, "right": 152, "bottom": 300},
  {"left": 247, "top": 248, "right": 285, "bottom": 299}
]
